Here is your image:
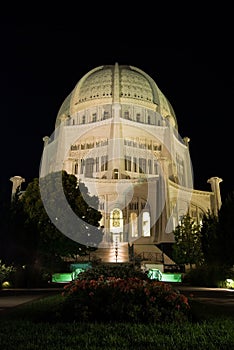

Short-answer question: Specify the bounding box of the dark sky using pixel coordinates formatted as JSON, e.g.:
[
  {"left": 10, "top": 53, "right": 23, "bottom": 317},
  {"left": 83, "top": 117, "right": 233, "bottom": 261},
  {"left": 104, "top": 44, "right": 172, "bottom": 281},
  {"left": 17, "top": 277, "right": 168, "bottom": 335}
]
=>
[{"left": 1, "top": 12, "right": 233, "bottom": 202}]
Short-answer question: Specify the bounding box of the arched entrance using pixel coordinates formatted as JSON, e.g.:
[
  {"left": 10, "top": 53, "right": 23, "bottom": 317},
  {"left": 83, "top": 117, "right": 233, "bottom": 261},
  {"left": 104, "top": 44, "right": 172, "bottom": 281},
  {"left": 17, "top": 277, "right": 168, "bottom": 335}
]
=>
[{"left": 110, "top": 208, "right": 123, "bottom": 242}]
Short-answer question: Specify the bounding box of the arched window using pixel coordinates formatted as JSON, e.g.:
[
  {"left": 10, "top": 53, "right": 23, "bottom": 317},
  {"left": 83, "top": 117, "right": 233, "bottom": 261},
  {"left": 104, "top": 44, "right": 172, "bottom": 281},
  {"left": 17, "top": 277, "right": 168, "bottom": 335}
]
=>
[
  {"left": 130, "top": 212, "right": 138, "bottom": 237},
  {"left": 142, "top": 212, "right": 150, "bottom": 237},
  {"left": 110, "top": 208, "right": 123, "bottom": 233},
  {"left": 74, "top": 162, "right": 78, "bottom": 174},
  {"left": 85, "top": 158, "right": 94, "bottom": 178}
]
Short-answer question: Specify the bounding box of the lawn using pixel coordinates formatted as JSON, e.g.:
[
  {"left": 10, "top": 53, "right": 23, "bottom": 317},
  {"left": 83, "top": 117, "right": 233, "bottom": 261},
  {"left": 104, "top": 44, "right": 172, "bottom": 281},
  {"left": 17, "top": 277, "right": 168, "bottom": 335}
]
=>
[{"left": 0, "top": 293, "right": 234, "bottom": 349}]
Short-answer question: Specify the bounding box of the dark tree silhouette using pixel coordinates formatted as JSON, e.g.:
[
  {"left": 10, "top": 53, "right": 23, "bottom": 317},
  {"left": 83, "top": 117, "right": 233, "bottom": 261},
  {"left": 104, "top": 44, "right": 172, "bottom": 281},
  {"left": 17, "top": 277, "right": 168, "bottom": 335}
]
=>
[
  {"left": 172, "top": 212, "right": 203, "bottom": 269},
  {"left": 0, "top": 171, "right": 103, "bottom": 277}
]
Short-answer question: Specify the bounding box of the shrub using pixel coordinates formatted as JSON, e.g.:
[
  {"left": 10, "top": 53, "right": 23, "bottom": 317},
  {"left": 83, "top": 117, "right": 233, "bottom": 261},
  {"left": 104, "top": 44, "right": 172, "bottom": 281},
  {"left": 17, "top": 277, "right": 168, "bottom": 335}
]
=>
[
  {"left": 77, "top": 263, "right": 149, "bottom": 281},
  {"left": 60, "top": 276, "right": 191, "bottom": 323},
  {"left": 0, "top": 260, "right": 16, "bottom": 288},
  {"left": 11, "top": 265, "right": 50, "bottom": 288},
  {"left": 184, "top": 264, "right": 234, "bottom": 287}
]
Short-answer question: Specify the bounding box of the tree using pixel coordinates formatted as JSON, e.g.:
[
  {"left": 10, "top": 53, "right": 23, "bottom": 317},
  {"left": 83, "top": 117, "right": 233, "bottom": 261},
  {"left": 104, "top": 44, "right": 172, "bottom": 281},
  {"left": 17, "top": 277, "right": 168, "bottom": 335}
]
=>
[
  {"left": 200, "top": 191, "right": 234, "bottom": 268},
  {"left": 0, "top": 186, "right": 37, "bottom": 267},
  {"left": 0, "top": 172, "right": 103, "bottom": 286},
  {"left": 200, "top": 210, "right": 219, "bottom": 265},
  {"left": 172, "top": 212, "right": 203, "bottom": 269},
  {"left": 21, "top": 171, "right": 103, "bottom": 272},
  {"left": 215, "top": 191, "right": 234, "bottom": 267},
  {"left": 0, "top": 191, "right": 11, "bottom": 261}
]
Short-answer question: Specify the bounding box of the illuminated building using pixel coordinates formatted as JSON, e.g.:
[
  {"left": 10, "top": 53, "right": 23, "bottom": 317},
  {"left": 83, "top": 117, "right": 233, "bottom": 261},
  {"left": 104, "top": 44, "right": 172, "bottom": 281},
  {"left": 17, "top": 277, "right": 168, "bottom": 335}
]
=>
[{"left": 40, "top": 63, "right": 222, "bottom": 264}]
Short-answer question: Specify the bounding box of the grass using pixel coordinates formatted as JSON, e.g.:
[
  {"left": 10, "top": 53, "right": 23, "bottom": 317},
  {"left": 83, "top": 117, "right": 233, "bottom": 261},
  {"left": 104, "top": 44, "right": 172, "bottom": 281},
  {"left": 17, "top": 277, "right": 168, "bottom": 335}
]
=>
[
  {"left": 189, "top": 298, "right": 234, "bottom": 322},
  {"left": 0, "top": 293, "right": 234, "bottom": 349},
  {"left": 0, "top": 319, "right": 234, "bottom": 349}
]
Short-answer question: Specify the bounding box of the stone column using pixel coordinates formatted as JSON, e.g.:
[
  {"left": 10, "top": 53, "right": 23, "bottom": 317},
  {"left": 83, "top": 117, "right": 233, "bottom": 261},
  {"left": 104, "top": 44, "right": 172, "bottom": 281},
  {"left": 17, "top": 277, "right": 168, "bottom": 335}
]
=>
[
  {"left": 207, "top": 176, "right": 223, "bottom": 216},
  {"left": 42, "top": 136, "right": 50, "bottom": 147},
  {"left": 10, "top": 175, "right": 25, "bottom": 200},
  {"left": 183, "top": 136, "right": 190, "bottom": 149},
  {"left": 108, "top": 103, "right": 124, "bottom": 179},
  {"left": 157, "top": 157, "right": 170, "bottom": 240}
]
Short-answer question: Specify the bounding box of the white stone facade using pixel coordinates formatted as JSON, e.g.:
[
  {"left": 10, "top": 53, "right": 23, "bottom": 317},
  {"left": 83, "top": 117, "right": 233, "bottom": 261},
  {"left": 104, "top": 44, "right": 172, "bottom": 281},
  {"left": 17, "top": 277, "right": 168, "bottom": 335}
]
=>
[{"left": 40, "top": 63, "right": 222, "bottom": 263}]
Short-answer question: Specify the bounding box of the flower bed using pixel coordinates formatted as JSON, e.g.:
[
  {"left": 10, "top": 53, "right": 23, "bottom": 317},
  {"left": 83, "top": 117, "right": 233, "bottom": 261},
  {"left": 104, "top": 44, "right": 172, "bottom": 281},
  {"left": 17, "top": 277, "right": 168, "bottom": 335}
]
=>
[{"left": 61, "top": 276, "right": 190, "bottom": 323}]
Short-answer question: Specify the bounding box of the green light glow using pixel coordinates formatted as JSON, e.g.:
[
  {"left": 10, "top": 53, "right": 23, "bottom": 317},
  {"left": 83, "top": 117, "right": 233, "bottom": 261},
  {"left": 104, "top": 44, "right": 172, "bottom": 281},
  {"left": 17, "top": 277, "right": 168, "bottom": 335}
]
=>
[
  {"left": 148, "top": 269, "right": 182, "bottom": 282},
  {"left": 161, "top": 273, "right": 182, "bottom": 282},
  {"left": 52, "top": 262, "right": 92, "bottom": 283},
  {"left": 2, "top": 281, "right": 11, "bottom": 288},
  {"left": 71, "top": 268, "right": 85, "bottom": 280},
  {"left": 52, "top": 273, "right": 72, "bottom": 283},
  {"left": 226, "top": 278, "right": 234, "bottom": 289},
  {"left": 70, "top": 262, "right": 92, "bottom": 271},
  {"left": 52, "top": 265, "right": 182, "bottom": 284}
]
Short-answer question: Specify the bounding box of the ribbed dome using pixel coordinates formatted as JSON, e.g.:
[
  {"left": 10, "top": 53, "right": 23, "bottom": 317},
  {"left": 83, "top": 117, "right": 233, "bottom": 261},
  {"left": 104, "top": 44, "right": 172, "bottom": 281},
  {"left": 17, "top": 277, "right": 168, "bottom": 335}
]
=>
[{"left": 56, "top": 63, "right": 177, "bottom": 128}]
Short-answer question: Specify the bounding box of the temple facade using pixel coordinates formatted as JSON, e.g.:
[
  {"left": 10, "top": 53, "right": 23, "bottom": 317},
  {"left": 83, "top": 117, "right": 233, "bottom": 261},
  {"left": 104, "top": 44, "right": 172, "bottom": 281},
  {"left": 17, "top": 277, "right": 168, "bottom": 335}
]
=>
[{"left": 39, "top": 63, "right": 222, "bottom": 265}]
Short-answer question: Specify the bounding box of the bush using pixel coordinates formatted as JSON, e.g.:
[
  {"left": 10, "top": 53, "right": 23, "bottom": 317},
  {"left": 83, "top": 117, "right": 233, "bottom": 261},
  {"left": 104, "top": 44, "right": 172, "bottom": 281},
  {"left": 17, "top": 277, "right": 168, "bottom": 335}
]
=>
[
  {"left": 60, "top": 276, "right": 191, "bottom": 323},
  {"left": 77, "top": 262, "right": 149, "bottom": 281},
  {"left": 183, "top": 264, "right": 234, "bottom": 287},
  {"left": 0, "top": 260, "right": 16, "bottom": 288},
  {"left": 12, "top": 265, "right": 50, "bottom": 288}
]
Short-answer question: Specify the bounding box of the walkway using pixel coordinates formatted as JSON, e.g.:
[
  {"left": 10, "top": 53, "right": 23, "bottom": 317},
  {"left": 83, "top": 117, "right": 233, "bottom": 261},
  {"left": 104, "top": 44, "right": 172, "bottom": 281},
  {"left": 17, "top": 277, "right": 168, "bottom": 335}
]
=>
[
  {"left": 0, "top": 288, "right": 62, "bottom": 313},
  {"left": 1, "top": 285, "right": 234, "bottom": 314}
]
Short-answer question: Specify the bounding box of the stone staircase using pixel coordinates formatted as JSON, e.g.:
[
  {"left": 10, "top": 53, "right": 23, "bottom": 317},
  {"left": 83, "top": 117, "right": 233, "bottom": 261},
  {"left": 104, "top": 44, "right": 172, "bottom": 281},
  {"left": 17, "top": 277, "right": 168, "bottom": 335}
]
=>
[
  {"left": 89, "top": 242, "right": 130, "bottom": 263},
  {"left": 77, "top": 236, "right": 175, "bottom": 266}
]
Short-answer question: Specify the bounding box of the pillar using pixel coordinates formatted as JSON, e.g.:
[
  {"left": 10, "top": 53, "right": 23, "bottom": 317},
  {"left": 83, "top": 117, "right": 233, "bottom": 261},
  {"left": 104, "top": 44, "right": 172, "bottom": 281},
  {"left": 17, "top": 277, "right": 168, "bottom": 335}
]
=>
[
  {"left": 10, "top": 175, "right": 25, "bottom": 201},
  {"left": 207, "top": 176, "right": 223, "bottom": 216}
]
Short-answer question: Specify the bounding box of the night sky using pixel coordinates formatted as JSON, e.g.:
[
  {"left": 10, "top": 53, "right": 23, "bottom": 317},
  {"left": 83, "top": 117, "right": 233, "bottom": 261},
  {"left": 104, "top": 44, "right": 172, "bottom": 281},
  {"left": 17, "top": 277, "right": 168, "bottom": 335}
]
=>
[{"left": 1, "top": 11, "right": 233, "bottom": 203}]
